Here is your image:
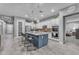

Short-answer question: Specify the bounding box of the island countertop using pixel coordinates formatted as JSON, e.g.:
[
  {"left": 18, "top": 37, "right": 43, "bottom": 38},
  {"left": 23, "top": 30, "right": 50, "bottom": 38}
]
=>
[{"left": 26, "top": 31, "right": 48, "bottom": 35}]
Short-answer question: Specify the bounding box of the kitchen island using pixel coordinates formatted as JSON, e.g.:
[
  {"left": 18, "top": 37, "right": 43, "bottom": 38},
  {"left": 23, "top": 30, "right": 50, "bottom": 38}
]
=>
[{"left": 26, "top": 31, "right": 48, "bottom": 48}]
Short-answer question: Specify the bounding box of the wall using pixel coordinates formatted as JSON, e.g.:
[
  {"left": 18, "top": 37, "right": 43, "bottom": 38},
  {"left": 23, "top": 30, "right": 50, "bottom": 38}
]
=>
[
  {"left": 0, "top": 20, "right": 6, "bottom": 49},
  {"left": 61, "top": 4, "right": 79, "bottom": 16},
  {"left": 66, "top": 23, "right": 79, "bottom": 32},
  {"left": 60, "top": 3, "right": 79, "bottom": 34},
  {"left": 6, "top": 24, "right": 13, "bottom": 34},
  {"left": 36, "top": 17, "right": 60, "bottom": 29},
  {"left": 66, "top": 17, "right": 79, "bottom": 33},
  {"left": 25, "top": 22, "right": 33, "bottom": 32},
  {"left": 58, "top": 4, "right": 79, "bottom": 44},
  {"left": 14, "top": 17, "right": 25, "bottom": 37},
  {"left": 0, "top": 20, "right": 6, "bottom": 35}
]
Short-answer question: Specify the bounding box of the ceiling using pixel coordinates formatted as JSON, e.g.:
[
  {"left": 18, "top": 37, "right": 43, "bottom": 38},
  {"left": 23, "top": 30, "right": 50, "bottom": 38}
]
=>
[{"left": 0, "top": 3, "right": 73, "bottom": 21}]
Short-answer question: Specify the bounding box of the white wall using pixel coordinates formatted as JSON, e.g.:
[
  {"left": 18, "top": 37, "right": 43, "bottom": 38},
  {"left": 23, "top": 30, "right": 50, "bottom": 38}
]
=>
[
  {"left": 6, "top": 24, "right": 13, "bottom": 34},
  {"left": 25, "top": 22, "right": 35, "bottom": 30},
  {"left": 25, "top": 22, "right": 32, "bottom": 26},
  {"left": 66, "top": 17, "right": 79, "bottom": 32},
  {"left": 0, "top": 20, "right": 6, "bottom": 49},
  {"left": 0, "top": 20, "right": 6, "bottom": 35},
  {"left": 36, "top": 17, "right": 60, "bottom": 28},
  {"left": 14, "top": 17, "right": 25, "bottom": 37}
]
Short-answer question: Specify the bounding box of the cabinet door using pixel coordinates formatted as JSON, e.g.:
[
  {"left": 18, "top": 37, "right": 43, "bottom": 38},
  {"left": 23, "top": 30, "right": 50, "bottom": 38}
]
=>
[
  {"left": 38, "top": 35, "right": 44, "bottom": 48},
  {"left": 6, "top": 24, "right": 13, "bottom": 34},
  {"left": 32, "top": 36, "right": 38, "bottom": 47},
  {"left": 43, "top": 34, "right": 48, "bottom": 45}
]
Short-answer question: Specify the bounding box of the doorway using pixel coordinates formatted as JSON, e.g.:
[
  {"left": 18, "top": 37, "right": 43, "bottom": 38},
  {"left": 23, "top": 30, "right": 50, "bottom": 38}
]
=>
[
  {"left": 64, "top": 12, "right": 79, "bottom": 46},
  {"left": 6, "top": 24, "right": 13, "bottom": 34}
]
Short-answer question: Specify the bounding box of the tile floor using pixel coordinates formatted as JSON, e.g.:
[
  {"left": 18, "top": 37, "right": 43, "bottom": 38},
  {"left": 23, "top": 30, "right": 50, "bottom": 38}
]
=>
[{"left": 0, "top": 34, "right": 79, "bottom": 55}]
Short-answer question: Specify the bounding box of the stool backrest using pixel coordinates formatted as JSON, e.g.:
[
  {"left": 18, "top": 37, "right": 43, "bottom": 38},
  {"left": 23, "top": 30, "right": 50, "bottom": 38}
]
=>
[{"left": 21, "top": 33, "right": 26, "bottom": 37}]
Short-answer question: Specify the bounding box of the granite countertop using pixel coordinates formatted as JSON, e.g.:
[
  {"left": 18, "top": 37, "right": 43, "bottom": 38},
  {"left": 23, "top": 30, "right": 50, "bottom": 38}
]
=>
[{"left": 26, "top": 31, "right": 48, "bottom": 35}]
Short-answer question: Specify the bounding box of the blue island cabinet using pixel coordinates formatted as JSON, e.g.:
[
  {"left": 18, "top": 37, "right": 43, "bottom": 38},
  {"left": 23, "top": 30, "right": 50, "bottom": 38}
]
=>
[{"left": 32, "top": 34, "right": 48, "bottom": 48}]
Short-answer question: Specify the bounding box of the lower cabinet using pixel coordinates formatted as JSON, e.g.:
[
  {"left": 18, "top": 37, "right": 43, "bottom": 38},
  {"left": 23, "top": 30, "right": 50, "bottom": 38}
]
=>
[
  {"left": 32, "top": 34, "right": 48, "bottom": 48},
  {"left": 43, "top": 34, "right": 48, "bottom": 45}
]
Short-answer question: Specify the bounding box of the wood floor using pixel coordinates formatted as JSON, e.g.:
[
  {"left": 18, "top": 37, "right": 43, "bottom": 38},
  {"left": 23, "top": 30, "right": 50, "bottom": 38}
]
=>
[{"left": 0, "top": 34, "right": 79, "bottom": 55}]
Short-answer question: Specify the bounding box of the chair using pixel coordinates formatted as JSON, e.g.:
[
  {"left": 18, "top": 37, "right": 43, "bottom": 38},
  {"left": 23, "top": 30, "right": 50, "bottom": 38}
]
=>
[
  {"left": 21, "top": 33, "right": 36, "bottom": 51},
  {"left": 26, "top": 35, "right": 37, "bottom": 51}
]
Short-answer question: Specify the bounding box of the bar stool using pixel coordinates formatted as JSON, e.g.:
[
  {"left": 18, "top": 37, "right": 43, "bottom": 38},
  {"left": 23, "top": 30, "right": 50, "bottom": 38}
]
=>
[
  {"left": 21, "top": 33, "right": 37, "bottom": 51},
  {"left": 26, "top": 34, "right": 37, "bottom": 51}
]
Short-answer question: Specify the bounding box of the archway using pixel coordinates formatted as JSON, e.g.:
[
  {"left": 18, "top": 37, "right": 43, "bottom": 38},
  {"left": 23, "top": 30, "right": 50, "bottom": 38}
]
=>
[{"left": 64, "top": 12, "right": 79, "bottom": 45}]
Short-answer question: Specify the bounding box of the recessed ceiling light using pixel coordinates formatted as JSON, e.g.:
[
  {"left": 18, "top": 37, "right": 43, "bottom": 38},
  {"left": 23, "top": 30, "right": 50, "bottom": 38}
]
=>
[
  {"left": 51, "top": 9, "right": 55, "bottom": 13},
  {"left": 41, "top": 14, "right": 44, "bottom": 17},
  {"left": 37, "top": 20, "right": 39, "bottom": 23},
  {"left": 34, "top": 18, "right": 37, "bottom": 20},
  {"left": 25, "top": 14, "right": 28, "bottom": 17},
  {"left": 31, "top": 17, "right": 34, "bottom": 19},
  {"left": 73, "top": 27, "right": 76, "bottom": 30}
]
